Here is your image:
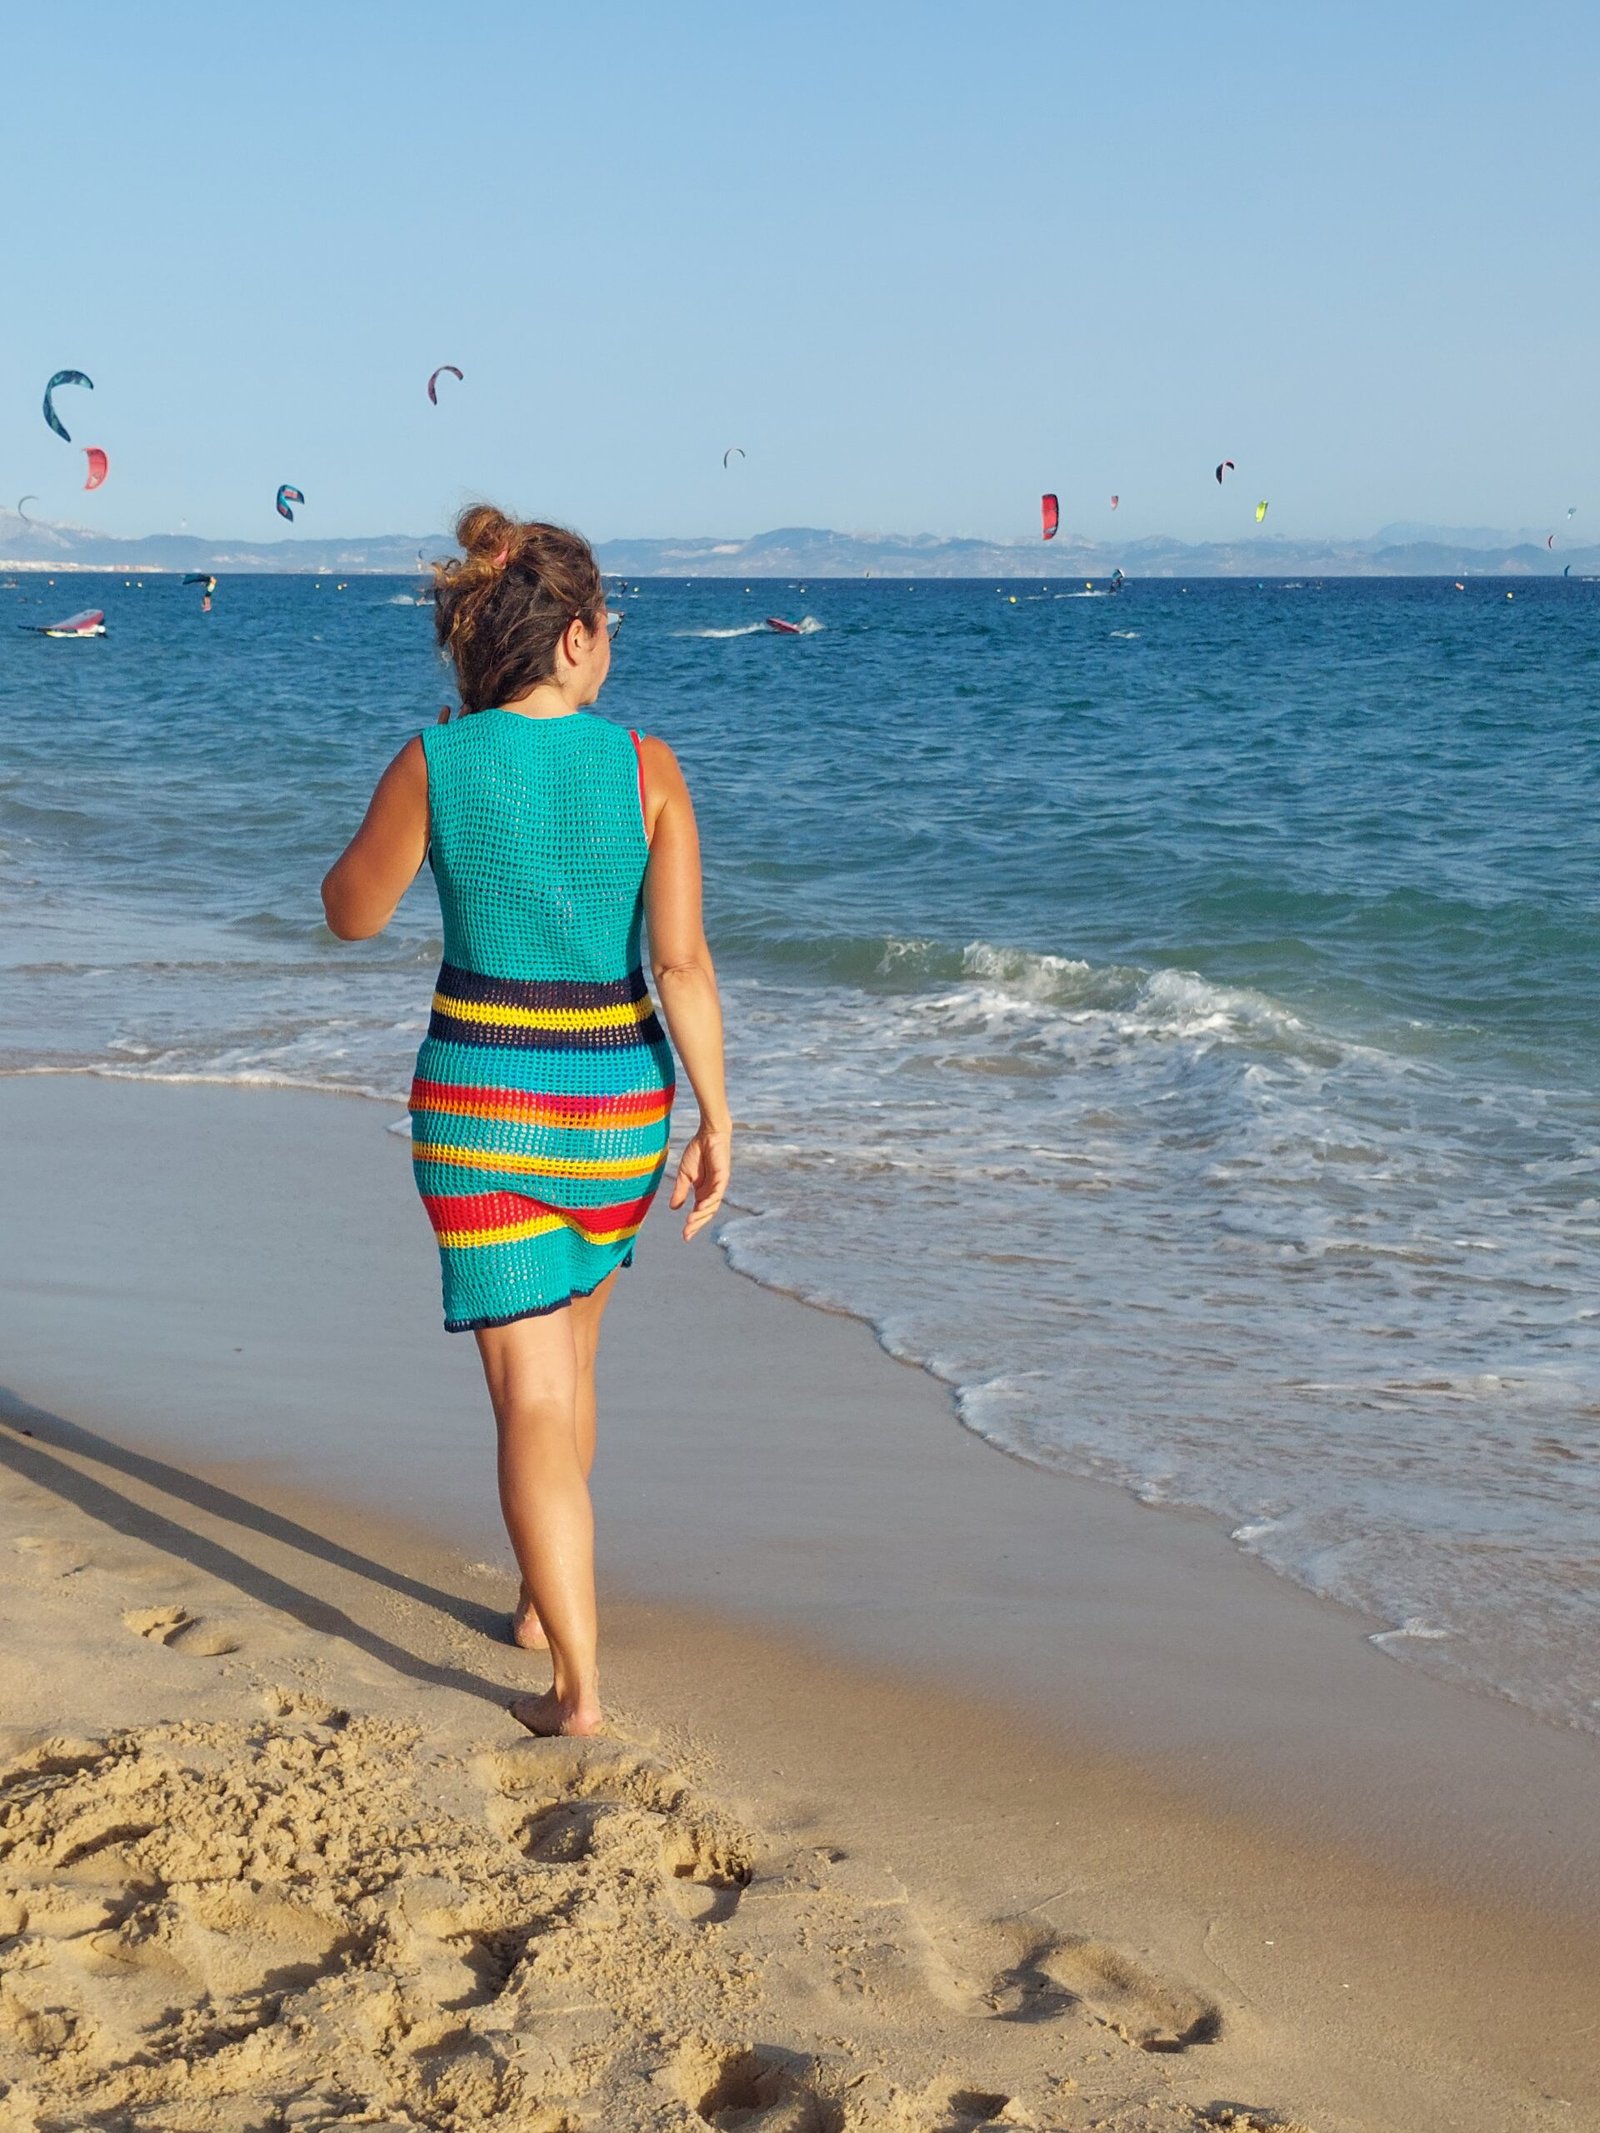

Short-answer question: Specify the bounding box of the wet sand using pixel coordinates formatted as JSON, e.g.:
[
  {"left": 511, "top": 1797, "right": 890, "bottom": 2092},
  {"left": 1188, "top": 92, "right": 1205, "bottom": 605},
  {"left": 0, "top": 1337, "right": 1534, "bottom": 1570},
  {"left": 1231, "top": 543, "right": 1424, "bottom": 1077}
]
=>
[{"left": 1, "top": 1073, "right": 1597, "bottom": 2131}]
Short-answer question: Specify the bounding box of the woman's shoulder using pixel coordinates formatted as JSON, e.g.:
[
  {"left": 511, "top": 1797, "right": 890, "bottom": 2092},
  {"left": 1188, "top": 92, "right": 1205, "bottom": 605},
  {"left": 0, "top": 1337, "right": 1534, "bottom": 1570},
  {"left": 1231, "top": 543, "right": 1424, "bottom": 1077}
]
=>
[
  {"left": 591, "top": 711, "right": 643, "bottom": 750},
  {"left": 421, "top": 709, "right": 467, "bottom": 751},
  {"left": 637, "top": 731, "right": 685, "bottom": 788},
  {"left": 421, "top": 708, "right": 507, "bottom": 763},
  {"left": 418, "top": 712, "right": 500, "bottom": 802},
  {"left": 586, "top": 711, "right": 665, "bottom": 774}
]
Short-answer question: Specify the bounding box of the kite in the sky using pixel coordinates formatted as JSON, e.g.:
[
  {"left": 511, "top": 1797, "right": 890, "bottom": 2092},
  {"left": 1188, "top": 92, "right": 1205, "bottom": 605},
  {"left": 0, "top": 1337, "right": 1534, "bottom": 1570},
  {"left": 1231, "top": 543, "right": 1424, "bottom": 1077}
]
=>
[
  {"left": 1568, "top": 506, "right": 1578, "bottom": 518},
  {"left": 83, "top": 448, "right": 108, "bottom": 492},
  {"left": 1215, "top": 460, "right": 1235, "bottom": 485},
  {"left": 1110, "top": 494, "right": 1119, "bottom": 510},
  {"left": 16, "top": 496, "right": 38, "bottom": 524},
  {"left": 427, "top": 364, "right": 464, "bottom": 405},
  {"left": 1255, "top": 500, "right": 1269, "bottom": 523},
  {"left": 1547, "top": 533, "right": 1556, "bottom": 549},
  {"left": 723, "top": 446, "right": 745, "bottom": 468},
  {"left": 276, "top": 484, "right": 305, "bottom": 522},
  {"left": 1041, "top": 493, "right": 1060, "bottom": 540},
  {"left": 43, "top": 370, "right": 94, "bottom": 442}
]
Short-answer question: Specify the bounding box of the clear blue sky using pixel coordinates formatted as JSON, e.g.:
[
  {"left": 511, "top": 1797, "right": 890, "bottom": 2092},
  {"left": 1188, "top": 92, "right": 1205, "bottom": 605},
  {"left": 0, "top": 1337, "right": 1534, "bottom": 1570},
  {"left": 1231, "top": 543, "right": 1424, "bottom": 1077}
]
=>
[{"left": 6, "top": 1, "right": 1596, "bottom": 545}]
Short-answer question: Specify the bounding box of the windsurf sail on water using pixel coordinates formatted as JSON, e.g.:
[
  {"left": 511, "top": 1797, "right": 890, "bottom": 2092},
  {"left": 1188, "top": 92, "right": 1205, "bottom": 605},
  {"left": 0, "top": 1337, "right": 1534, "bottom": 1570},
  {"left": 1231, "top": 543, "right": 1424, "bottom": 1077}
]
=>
[{"left": 25, "top": 607, "right": 106, "bottom": 636}]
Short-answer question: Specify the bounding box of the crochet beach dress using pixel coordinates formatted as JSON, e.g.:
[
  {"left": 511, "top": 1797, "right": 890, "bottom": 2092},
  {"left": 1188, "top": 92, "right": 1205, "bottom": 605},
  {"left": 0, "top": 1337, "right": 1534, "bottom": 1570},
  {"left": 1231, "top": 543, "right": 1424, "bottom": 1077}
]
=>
[{"left": 408, "top": 708, "right": 676, "bottom": 1331}]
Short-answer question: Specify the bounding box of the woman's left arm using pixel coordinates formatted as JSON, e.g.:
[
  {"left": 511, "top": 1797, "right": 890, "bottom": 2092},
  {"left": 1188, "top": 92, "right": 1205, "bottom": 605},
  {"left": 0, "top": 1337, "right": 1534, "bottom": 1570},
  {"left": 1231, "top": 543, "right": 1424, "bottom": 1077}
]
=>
[{"left": 321, "top": 736, "right": 429, "bottom": 940}]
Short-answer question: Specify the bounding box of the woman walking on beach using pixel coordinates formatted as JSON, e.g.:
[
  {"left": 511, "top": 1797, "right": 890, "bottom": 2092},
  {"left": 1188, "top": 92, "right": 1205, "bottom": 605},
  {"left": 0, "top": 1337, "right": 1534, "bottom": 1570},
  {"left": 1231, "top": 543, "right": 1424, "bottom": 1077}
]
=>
[{"left": 321, "top": 506, "right": 731, "bottom": 1736}]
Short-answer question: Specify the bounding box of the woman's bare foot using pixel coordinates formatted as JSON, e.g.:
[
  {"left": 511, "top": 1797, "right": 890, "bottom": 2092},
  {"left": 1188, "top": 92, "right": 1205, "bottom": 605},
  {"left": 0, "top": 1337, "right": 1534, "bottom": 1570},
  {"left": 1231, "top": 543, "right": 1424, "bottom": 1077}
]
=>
[
  {"left": 509, "top": 1687, "right": 604, "bottom": 1738},
  {"left": 509, "top": 1587, "right": 549, "bottom": 1650}
]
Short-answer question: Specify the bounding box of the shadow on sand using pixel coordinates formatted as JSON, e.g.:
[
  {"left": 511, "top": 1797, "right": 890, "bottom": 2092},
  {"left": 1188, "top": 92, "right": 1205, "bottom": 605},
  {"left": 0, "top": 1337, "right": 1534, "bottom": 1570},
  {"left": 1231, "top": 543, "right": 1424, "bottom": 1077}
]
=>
[{"left": 0, "top": 1385, "right": 517, "bottom": 1714}]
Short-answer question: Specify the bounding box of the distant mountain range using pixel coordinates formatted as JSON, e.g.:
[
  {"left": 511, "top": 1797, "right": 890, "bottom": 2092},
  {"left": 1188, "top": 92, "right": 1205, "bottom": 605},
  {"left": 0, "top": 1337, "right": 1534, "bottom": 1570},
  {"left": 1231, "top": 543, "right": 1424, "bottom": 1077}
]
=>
[
  {"left": 1, "top": 514, "right": 1594, "bottom": 579},
  {"left": 597, "top": 525, "right": 1600, "bottom": 580}
]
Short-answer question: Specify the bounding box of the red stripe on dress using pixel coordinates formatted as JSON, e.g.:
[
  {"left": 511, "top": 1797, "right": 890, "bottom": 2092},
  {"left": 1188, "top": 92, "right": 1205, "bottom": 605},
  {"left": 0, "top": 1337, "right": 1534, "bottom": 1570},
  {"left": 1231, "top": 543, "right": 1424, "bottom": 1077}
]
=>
[
  {"left": 630, "top": 729, "right": 648, "bottom": 840},
  {"left": 421, "top": 1189, "right": 660, "bottom": 1236},
  {"left": 421, "top": 1190, "right": 550, "bottom": 1229},
  {"left": 562, "top": 1192, "right": 659, "bottom": 1237},
  {"left": 411, "top": 1077, "right": 672, "bottom": 1123}
]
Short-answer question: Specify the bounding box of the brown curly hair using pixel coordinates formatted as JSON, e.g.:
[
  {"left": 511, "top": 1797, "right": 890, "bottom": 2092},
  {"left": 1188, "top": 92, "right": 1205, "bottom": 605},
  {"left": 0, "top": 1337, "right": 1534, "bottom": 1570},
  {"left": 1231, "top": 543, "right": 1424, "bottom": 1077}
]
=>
[{"left": 433, "top": 504, "right": 606, "bottom": 715}]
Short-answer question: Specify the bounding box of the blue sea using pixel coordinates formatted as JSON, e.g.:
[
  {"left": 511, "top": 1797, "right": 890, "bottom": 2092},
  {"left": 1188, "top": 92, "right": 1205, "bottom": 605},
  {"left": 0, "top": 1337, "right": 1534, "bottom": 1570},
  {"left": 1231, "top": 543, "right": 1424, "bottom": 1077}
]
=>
[{"left": 3, "top": 569, "right": 1598, "bottom": 1735}]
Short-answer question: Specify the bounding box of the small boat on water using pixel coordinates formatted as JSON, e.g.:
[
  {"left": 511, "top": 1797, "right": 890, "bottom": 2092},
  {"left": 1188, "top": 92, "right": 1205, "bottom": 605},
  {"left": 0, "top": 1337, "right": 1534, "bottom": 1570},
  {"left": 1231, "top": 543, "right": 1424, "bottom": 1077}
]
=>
[
  {"left": 764, "top": 615, "right": 801, "bottom": 635},
  {"left": 23, "top": 607, "right": 106, "bottom": 638}
]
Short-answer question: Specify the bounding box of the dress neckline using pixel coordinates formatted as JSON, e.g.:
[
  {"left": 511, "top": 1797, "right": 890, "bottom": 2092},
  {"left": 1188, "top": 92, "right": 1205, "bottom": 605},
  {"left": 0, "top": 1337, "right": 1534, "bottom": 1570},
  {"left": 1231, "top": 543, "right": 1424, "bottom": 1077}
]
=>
[{"left": 479, "top": 705, "right": 585, "bottom": 726}]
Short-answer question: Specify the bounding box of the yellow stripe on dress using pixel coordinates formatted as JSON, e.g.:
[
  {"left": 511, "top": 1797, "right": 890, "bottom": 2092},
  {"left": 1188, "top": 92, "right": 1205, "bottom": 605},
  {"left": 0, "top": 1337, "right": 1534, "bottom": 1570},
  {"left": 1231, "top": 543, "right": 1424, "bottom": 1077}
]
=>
[
  {"left": 431, "top": 1210, "right": 566, "bottom": 1249},
  {"left": 430, "top": 990, "right": 657, "bottom": 1032},
  {"left": 412, "top": 1140, "right": 666, "bottom": 1182},
  {"left": 429, "top": 1208, "right": 646, "bottom": 1251}
]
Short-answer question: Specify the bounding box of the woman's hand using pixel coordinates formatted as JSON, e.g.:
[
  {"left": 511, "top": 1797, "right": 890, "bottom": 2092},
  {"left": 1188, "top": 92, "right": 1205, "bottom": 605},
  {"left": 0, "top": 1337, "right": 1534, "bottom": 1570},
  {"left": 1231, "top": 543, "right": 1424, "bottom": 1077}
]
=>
[{"left": 669, "top": 1119, "right": 732, "bottom": 1241}]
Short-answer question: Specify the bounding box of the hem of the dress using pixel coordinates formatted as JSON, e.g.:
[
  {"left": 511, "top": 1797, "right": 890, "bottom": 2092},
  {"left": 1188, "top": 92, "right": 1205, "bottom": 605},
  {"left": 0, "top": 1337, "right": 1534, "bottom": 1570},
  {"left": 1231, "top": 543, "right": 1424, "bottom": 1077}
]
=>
[{"left": 443, "top": 1252, "right": 634, "bottom": 1334}]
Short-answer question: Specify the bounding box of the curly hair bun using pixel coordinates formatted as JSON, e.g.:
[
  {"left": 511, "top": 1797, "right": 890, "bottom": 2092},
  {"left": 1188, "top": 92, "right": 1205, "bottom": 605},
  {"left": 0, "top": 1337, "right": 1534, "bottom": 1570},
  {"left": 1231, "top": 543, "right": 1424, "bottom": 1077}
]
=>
[{"left": 433, "top": 504, "right": 604, "bottom": 715}]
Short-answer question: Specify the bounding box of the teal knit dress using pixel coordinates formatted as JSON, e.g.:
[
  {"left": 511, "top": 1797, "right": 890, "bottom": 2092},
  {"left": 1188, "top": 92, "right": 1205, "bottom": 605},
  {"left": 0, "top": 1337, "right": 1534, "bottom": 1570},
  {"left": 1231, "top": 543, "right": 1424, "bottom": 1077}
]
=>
[{"left": 408, "top": 709, "right": 676, "bottom": 1331}]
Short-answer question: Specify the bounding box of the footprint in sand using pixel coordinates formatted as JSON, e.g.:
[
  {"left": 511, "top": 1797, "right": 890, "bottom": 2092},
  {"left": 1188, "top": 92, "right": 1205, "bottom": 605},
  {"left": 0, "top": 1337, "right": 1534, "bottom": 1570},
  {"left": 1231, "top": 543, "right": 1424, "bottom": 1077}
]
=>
[
  {"left": 1193, "top": 2111, "right": 1313, "bottom": 2133},
  {"left": 941, "top": 2090, "right": 1019, "bottom": 2128},
  {"left": 11, "top": 1534, "right": 90, "bottom": 1578},
  {"left": 261, "top": 1689, "right": 350, "bottom": 1726},
  {"left": 672, "top": 2038, "right": 842, "bottom": 2132},
  {"left": 981, "top": 1928, "right": 1221, "bottom": 2052},
  {"left": 121, "top": 1604, "right": 242, "bottom": 1658},
  {"left": 659, "top": 1820, "right": 754, "bottom": 1926},
  {"left": 481, "top": 1738, "right": 756, "bottom": 1927}
]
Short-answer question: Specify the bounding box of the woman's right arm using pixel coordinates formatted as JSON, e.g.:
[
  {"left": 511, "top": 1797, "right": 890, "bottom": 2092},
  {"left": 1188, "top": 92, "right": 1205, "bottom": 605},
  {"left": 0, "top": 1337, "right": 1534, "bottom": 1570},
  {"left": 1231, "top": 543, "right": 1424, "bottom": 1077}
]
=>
[
  {"left": 640, "top": 737, "right": 731, "bottom": 1242},
  {"left": 321, "top": 737, "right": 429, "bottom": 940}
]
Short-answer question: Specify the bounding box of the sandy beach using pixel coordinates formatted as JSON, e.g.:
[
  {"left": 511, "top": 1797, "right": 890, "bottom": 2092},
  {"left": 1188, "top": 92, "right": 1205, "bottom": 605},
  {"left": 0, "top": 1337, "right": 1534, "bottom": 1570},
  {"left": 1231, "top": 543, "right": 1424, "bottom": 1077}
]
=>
[{"left": 2, "top": 1075, "right": 1597, "bottom": 2133}]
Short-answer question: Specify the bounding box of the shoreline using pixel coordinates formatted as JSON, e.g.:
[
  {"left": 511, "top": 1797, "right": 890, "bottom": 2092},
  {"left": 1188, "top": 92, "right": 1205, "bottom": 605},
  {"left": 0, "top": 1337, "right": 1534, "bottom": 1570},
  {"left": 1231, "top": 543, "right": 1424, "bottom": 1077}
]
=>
[
  {"left": 10, "top": 1057, "right": 1595, "bottom": 1755},
  {"left": 3, "top": 1073, "right": 1598, "bottom": 2128}
]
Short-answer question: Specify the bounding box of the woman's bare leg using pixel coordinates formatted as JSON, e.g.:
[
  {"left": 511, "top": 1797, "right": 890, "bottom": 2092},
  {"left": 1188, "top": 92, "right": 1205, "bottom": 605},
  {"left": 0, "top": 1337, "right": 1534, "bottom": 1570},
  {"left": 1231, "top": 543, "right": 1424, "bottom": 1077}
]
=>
[
  {"left": 505, "top": 1269, "right": 619, "bottom": 1657},
  {"left": 572, "top": 1269, "right": 618, "bottom": 1470},
  {"left": 476, "top": 1303, "right": 603, "bottom": 1736}
]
